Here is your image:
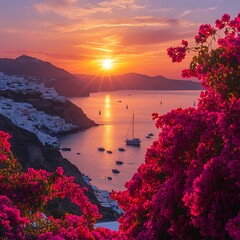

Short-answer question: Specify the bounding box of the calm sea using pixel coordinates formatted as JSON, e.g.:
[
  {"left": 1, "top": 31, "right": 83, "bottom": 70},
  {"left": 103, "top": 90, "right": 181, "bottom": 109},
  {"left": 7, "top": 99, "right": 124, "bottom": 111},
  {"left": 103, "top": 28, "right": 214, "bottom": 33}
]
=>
[{"left": 59, "top": 90, "right": 201, "bottom": 191}]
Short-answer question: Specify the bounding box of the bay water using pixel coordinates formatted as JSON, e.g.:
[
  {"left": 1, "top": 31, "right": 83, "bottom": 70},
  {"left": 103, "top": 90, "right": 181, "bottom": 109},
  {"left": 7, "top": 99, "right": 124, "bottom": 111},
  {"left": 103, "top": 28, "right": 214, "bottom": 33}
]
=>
[{"left": 60, "top": 90, "right": 201, "bottom": 191}]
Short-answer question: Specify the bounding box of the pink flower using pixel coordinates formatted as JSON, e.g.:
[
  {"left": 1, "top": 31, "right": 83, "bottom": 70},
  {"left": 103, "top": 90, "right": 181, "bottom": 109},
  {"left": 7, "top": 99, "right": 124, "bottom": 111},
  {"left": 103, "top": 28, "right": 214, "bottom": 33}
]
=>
[
  {"left": 181, "top": 40, "right": 188, "bottom": 47},
  {"left": 56, "top": 167, "right": 64, "bottom": 175},
  {"left": 167, "top": 46, "right": 187, "bottom": 63},
  {"left": 215, "top": 19, "right": 225, "bottom": 29},
  {"left": 222, "top": 14, "right": 231, "bottom": 22}
]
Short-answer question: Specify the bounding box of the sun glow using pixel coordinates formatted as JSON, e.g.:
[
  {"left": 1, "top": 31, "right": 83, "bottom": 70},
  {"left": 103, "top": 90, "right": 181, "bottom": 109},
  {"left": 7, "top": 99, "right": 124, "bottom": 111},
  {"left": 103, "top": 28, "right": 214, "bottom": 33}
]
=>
[{"left": 101, "top": 59, "right": 114, "bottom": 70}]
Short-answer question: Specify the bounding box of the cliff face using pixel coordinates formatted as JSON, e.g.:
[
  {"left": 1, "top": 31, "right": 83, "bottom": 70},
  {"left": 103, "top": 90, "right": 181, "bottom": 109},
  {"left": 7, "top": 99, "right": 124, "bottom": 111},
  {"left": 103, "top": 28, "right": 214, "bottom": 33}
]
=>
[
  {"left": 27, "top": 99, "right": 96, "bottom": 129},
  {"left": 0, "top": 115, "right": 117, "bottom": 220},
  {"left": 0, "top": 90, "right": 97, "bottom": 130}
]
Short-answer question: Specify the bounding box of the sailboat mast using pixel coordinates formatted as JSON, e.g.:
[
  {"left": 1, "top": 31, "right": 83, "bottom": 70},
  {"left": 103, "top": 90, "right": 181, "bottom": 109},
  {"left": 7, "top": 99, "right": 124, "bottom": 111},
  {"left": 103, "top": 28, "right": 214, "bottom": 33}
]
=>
[{"left": 132, "top": 114, "right": 134, "bottom": 139}]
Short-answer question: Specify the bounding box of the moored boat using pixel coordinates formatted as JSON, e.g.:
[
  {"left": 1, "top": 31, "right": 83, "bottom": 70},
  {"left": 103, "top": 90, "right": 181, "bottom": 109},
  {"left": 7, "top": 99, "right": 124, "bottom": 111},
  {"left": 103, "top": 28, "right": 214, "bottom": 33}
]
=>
[
  {"left": 112, "top": 169, "right": 120, "bottom": 174},
  {"left": 116, "top": 160, "right": 123, "bottom": 165},
  {"left": 125, "top": 114, "right": 141, "bottom": 146},
  {"left": 118, "top": 147, "right": 125, "bottom": 151},
  {"left": 98, "top": 147, "right": 105, "bottom": 151}
]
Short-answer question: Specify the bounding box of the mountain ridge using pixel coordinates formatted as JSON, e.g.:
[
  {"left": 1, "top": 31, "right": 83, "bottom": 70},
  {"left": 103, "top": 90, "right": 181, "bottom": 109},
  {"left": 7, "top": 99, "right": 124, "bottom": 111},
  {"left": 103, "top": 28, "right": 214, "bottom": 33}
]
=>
[
  {"left": 0, "top": 55, "right": 203, "bottom": 97},
  {"left": 0, "top": 55, "right": 87, "bottom": 97}
]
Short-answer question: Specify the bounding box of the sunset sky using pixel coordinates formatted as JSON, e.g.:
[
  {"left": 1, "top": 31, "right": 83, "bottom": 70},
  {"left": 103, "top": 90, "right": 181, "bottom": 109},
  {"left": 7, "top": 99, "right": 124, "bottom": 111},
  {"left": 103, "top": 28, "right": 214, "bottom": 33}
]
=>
[{"left": 0, "top": 0, "right": 239, "bottom": 78}]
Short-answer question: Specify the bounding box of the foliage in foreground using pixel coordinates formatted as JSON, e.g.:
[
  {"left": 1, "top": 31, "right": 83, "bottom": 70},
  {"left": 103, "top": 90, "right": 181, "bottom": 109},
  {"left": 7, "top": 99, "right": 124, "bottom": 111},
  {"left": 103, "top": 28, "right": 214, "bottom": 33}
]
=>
[
  {"left": 113, "top": 13, "right": 240, "bottom": 240},
  {"left": 0, "top": 131, "right": 119, "bottom": 239},
  {"left": 0, "top": 13, "right": 239, "bottom": 239}
]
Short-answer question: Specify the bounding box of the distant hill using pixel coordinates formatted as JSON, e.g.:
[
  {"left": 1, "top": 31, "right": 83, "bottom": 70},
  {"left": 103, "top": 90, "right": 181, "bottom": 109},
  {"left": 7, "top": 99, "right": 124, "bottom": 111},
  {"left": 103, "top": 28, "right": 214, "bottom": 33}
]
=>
[
  {"left": 0, "top": 55, "right": 203, "bottom": 97},
  {"left": 0, "top": 55, "right": 89, "bottom": 96},
  {"left": 75, "top": 73, "right": 203, "bottom": 93}
]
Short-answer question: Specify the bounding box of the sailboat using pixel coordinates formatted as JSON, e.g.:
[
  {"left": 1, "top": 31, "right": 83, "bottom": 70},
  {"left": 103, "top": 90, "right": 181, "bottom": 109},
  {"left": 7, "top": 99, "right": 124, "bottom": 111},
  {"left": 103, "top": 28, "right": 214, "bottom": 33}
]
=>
[{"left": 125, "top": 114, "right": 141, "bottom": 146}]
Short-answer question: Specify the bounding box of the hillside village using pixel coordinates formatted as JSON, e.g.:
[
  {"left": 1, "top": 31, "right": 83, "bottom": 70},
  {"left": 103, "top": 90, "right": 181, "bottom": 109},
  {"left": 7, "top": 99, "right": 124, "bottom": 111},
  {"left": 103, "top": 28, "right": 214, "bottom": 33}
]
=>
[
  {"left": 0, "top": 73, "right": 78, "bottom": 147},
  {"left": 0, "top": 72, "right": 66, "bottom": 102}
]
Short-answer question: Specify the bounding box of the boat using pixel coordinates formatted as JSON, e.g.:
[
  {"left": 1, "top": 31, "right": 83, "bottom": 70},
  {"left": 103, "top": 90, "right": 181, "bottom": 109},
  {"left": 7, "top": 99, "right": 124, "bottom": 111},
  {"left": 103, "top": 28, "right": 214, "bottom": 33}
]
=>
[
  {"left": 112, "top": 169, "right": 120, "bottom": 174},
  {"left": 118, "top": 147, "right": 125, "bottom": 151},
  {"left": 107, "top": 150, "right": 113, "bottom": 154},
  {"left": 98, "top": 147, "right": 105, "bottom": 151},
  {"left": 116, "top": 160, "right": 123, "bottom": 165},
  {"left": 61, "top": 147, "right": 71, "bottom": 151},
  {"left": 125, "top": 114, "right": 141, "bottom": 146}
]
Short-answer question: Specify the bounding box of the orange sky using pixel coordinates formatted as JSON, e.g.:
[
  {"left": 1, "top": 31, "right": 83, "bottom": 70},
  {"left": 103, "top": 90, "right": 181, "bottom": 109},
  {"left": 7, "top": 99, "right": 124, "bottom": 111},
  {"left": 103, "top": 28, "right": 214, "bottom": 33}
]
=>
[{"left": 0, "top": 1, "right": 239, "bottom": 79}]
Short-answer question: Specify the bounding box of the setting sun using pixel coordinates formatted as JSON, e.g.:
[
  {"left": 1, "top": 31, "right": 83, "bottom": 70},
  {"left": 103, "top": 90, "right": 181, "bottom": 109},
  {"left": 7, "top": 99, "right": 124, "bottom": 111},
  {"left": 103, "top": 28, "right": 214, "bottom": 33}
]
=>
[{"left": 102, "top": 59, "right": 113, "bottom": 70}]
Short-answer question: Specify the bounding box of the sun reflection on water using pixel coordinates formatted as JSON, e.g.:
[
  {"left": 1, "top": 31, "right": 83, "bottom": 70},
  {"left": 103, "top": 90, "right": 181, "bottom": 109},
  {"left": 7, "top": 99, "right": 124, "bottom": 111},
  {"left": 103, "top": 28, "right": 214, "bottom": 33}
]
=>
[
  {"left": 104, "top": 95, "right": 112, "bottom": 119},
  {"left": 103, "top": 124, "right": 114, "bottom": 151}
]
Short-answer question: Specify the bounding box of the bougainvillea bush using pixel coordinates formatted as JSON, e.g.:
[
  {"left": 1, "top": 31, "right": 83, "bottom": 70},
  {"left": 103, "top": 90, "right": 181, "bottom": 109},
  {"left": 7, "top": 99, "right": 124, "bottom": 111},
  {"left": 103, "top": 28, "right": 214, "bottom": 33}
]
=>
[
  {"left": 0, "top": 13, "right": 239, "bottom": 239},
  {"left": 113, "top": 13, "right": 240, "bottom": 239},
  {"left": 0, "top": 131, "right": 119, "bottom": 239}
]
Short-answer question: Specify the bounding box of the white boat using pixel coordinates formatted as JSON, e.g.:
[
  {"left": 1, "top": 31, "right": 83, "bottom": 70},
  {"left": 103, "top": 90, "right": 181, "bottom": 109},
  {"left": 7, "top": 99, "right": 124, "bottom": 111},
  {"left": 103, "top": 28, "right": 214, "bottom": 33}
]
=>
[{"left": 125, "top": 114, "right": 141, "bottom": 146}]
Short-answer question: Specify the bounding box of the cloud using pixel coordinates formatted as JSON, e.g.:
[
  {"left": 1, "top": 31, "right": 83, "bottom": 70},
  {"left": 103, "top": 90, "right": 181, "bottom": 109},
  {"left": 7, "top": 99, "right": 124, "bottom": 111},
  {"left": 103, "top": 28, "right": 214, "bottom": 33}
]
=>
[
  {"left": 39, "top": 51, "right": 91, "bottom": 61},
  {"left": 133, "top": 16, "right": 183, "bottom": 26},
  {"left": 40, "top": 0, "right": 77, "bottom": 8},
  {"left": 120, "top": 28, "right": 194, "bottom": 46},
  {"left": 52, "top": 16, "right": 196, "bottom": 32},
  {"left": 34, "top": 0, "right": 109, "bottom": 18},
  {"left": 34, "top": 0, "right": 77, "bottom": 13},
  {"left": 179, "top": 7, "right": 218, "bottom": 18},
  {"left": 180, "top": 10, "right": 193, "bottom": 17},
  {"left": 5, "top": 49, "right": 91, "bottom": 61},
  {"left": 205, "top": 7, "right": 218, "bottom": 12},
  {"left": 148, "top": 8, "right": 173, "bottom": 13},
  {"left": 98, "top": 0, "right": 143, "bottom": 10},
  {"left": 33, "top": 0, "right": 144, "bottom": 19},
  {"left": 73, "top": 35, "right": 147, "bottom": 58}
]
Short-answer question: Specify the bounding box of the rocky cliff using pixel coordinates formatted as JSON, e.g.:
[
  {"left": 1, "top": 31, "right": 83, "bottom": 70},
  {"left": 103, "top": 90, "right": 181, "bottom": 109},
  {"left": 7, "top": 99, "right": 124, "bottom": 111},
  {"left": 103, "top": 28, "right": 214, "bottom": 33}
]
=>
[
  {"left": 0, "top": 114, "right": 118, "bottom": 220},
  {"left": 0, "top": 90, "right": 97, "bottom": 130}
]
